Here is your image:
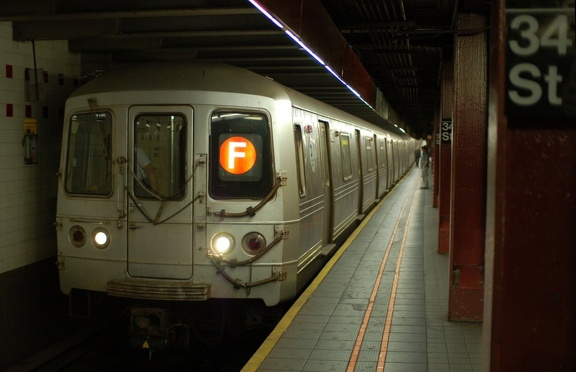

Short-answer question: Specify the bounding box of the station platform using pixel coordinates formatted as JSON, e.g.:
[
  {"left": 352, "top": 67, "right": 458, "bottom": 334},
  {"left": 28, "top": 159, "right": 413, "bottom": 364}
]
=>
[{"left": 243, "top": 166, "right": 483, "bottom": 371}]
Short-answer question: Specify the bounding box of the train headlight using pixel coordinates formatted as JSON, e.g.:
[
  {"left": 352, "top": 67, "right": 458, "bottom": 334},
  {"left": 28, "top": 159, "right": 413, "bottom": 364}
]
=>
[
  {"left": 242, "top": 232, "right": 266, "bottom": 255},
  {"left": 92, "top": 227, "right": 110, "bottom": 249},
  {"left": 210, "top": 232, "right": 235, "bottom": 255},
  {"left": 69, "top": 225, "right": 86, "bottom": 248}
]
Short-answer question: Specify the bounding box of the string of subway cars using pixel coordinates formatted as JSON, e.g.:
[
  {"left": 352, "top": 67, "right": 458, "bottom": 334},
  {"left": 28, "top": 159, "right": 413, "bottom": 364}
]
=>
[{"left": 55, "top": 62, "right": 418, "bottom": 349}]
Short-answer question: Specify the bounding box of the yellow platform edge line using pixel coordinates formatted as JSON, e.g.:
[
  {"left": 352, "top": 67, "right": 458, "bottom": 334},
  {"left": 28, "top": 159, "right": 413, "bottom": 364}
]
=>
[{"left": 240, "top": 171, "right": 416, "bottom": 371}]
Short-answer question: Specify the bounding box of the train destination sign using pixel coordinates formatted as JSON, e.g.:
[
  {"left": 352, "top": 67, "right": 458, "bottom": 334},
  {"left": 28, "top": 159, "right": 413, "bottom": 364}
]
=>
[
  {"left": 505, "top": 1, "right": 575, "bottom": 117},
  {"left": 220, "top": 136, "right": 257, "bottom": 175}
]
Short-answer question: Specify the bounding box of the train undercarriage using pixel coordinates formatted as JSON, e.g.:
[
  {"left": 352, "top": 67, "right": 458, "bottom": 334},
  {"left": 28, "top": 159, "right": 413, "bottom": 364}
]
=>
[{"left": 67, "top": 289, "right": 288, "bottom": 352}]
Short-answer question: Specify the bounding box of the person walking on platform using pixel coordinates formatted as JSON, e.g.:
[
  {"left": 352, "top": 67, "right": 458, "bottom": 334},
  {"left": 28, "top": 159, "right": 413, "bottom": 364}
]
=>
[{"left": 419, "top": 145, "right": 431, "bottom": 189}]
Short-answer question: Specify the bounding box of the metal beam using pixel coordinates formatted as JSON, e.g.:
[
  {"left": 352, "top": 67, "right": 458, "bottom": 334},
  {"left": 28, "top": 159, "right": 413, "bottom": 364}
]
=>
[
  {"left": 13, "top": 19, "right": 119, "bottom": 40},
  {"left": 0, "top": 7, "right": 259, "bottom": 22}
]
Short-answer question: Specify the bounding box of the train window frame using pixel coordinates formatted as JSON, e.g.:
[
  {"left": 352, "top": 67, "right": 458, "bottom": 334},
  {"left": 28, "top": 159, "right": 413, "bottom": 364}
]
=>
[
  {"left": 209, "top": 110, "right": 273, "bottom": 200},
  {"left": 294, "top": 125, "right": 307, "bottom": 198},
  {"left": 340, "top": 132, "right": 353, "bottom": 181},
  {"left": 64, "top": 111, "right": 113, "bottom": 197},
  {"left": 365, "top": 136, "right": 374, "bottom": 173},
  {"left": 133, "top": 113, "right": 187, "bottom": 200}
]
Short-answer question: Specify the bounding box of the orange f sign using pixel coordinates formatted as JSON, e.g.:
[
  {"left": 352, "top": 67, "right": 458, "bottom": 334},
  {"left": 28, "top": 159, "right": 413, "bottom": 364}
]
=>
[{"left": 220, "top": 136, "right": 257, "bottom": 175}]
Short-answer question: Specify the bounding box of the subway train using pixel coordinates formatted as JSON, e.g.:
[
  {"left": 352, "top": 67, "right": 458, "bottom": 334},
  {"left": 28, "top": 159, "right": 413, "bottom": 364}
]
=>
[{"left": 55, "top": 62, "right": 417, "bottom": 348}]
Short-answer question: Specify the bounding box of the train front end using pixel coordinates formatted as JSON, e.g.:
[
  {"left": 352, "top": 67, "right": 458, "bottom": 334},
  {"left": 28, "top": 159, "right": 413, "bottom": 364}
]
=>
[{"left": 55, "top": 64, "right": 298, "bottom": 348}]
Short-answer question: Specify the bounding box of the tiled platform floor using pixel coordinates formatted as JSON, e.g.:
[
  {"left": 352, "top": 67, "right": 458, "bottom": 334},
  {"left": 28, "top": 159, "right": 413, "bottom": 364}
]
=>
[{"left": 244, "top": 167, "right": 482, "bottom": 371}]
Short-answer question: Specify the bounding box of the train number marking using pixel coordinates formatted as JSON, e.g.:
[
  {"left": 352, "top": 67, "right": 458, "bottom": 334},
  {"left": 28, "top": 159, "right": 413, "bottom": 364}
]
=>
[{"left": 220, "top": 136, "right": 257, "bottom": 174}]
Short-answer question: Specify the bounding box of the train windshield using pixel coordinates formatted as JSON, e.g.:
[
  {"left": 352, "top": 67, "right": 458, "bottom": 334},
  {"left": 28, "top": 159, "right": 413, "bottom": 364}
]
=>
[
  {"left": 134, "top": 114, "right": 187, "bottom": 199},
  {"left": 64, "top": 112, "right": 112, "bottom": 196},
  {"left": 209, "top": 111, "right": 272, "bottom": 199}
]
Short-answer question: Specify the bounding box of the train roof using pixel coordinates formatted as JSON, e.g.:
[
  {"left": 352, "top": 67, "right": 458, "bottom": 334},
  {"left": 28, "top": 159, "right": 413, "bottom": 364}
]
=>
[
  {"left": 70, "top": 62, "right": 285, "bottom": 99},
  {"left": 70, "top": 62, "right": 410, "bottom": 139}
]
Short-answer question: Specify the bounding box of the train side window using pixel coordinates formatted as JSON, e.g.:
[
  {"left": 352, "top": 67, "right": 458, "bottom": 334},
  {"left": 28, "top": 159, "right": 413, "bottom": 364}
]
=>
[
  {"left": 210, "top": 111, "right": 272, "bottom": 199},
  {"left": 65, "top": 112, "right": 112, "bottom": 196},
  {"left": 294, "top": 125, "right": 306, "bottom": 197},
  {"left": 365, "top": 136, "right": 374, "bottom": 173},
  {"left": 134, "top": 114, "right": 186, "bottom": 199},
  {"left": 340, "top": 133, "right": 353, "bottom": 181}
]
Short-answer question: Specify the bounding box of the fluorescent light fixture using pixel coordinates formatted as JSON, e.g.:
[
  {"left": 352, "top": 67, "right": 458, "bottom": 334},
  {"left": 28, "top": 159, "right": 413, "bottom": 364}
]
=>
[
  {"left": 249, "top": 0, "right": 374, "bottom": 110},
  {"left": 284, "top": 30, "right": 326, "bottom": 66},
  {"left": 248, "top": 0, "right": 284, "bottom": 29},
  {"left": 346, "top": 85, "right": 361, "bottom": 98},
  {"left": 326, "top": 66, "right": 372, "bottom": 108},
  {"left": 248, "top": 1, "right": 325, "bottom": 66},
  {"left": 325, "top": 65, "right": 343, "bottom": 83}
]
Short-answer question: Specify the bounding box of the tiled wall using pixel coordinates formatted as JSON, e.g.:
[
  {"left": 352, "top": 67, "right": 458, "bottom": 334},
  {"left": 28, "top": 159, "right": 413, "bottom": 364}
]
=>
[{"left": 0, "top": 22, "right": 81, "bottom": 274}]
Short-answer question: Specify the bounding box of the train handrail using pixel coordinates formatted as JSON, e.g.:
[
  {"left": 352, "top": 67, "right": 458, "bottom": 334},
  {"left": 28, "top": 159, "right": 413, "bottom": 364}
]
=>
[
  {"left": 213, "top": 183, "right": 280, "bottom": 218},
  {"left": 125, "top": 189, "right": 201, "bottom": 225},
  {"left": 124, "top": 157, "right": 202, "bottom": 224},
  {"left": 212, "top": 172, "right": 286, "bottom": 218}
]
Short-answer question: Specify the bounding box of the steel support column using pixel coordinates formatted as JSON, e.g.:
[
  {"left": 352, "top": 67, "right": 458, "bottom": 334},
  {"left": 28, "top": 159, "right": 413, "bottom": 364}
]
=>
[{"left": 449, "top": 13, "right": 487, "bottom": 321}]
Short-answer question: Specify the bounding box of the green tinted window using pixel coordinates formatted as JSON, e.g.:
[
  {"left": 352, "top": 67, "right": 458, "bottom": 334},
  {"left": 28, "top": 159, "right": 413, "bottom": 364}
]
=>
[
  {"left": 65, "top": 112, "right": 112, "bottom": 196},
  {"left": 340, "top": 133, "right": 352, "bottom": 181}
]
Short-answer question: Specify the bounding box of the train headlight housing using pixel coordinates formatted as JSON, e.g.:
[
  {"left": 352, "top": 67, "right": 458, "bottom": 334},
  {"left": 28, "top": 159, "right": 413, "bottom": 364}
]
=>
[
  {"left": 92, "top": 227, "right": 111, "bottom": 249},
  {"left": 242, "top": 232, "right": 266, "bottom": 255},
  {"left": 210, "top": 232, "right": 235, "bottom": 255},
  {"left": 69, "top": 225, "right": 86, "bottom": 248}
]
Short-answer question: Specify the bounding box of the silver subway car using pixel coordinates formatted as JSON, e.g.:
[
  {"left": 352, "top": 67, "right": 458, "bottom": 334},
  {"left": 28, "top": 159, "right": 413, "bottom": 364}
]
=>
[{"left": 55, "top": 62, "right": 416, "bottom": 348}]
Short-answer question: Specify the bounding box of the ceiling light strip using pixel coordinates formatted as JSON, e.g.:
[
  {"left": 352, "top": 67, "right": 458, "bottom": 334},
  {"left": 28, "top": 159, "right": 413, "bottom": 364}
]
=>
[
  {"left": 249, "top": 0, "right": 373, "bottom": 109},
  {"left": 248, "top": 0, "right": 283, "bottom": 29},
  {"left": 284, "top": 30, "right": 326, "bottom": 66}
]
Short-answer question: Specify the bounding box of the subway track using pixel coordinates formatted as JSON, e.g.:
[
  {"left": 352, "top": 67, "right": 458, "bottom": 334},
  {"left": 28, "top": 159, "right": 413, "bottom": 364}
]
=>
[{"left": 8, "top": 315, "right": 273, "bottom": 371}]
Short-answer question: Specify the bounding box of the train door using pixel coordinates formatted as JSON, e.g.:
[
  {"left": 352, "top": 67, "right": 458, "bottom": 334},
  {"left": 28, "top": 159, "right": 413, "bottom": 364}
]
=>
[
  {"left": 355, "top": 129, "right": 363, "bottom": 213},
  {"left": 394, "top": 140, "right": 400, "bottom": 182},
  {"left": 382, "top": 138, "right": 388, "bottom": 192},
  {"left": 127, "top": 106, "right": 194, "bottom": 279},
  {"left": 318, "top": 121, "right": 333, "bottom": 246},
  {"left": 377, "top": 137, "right": 388, "bottom": 196},
  {"left": 372, "top": 134, "right": 379, "bottom": 201},
  {"left": 387, "top": 139, "right": 396, "bottom": 188},
  {"left": 386, "top": 138, "right": 394, "bottom": 188}
]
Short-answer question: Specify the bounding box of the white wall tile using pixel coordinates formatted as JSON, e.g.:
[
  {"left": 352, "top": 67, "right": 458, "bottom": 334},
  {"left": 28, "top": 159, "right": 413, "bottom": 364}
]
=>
[{"left": 0, "top": 22, "right": 80, "bottom": 274}]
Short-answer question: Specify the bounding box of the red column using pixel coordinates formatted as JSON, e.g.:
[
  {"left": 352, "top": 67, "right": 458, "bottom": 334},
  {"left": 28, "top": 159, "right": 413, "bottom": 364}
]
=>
[
  {"left": 437, "top": 62, "right": 453, "bottom": 254},
  {"left": 484, "top": 1, "right": 576, "bottom": 369},
  {"left": 449, "top": 13, "right": 487, "bottom": 321}
]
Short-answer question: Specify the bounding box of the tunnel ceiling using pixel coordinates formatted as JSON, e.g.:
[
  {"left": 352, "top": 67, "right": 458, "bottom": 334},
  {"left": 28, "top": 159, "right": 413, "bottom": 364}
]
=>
[{"left": 0, "top": 0, "right": 488, "bottom": 137}]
